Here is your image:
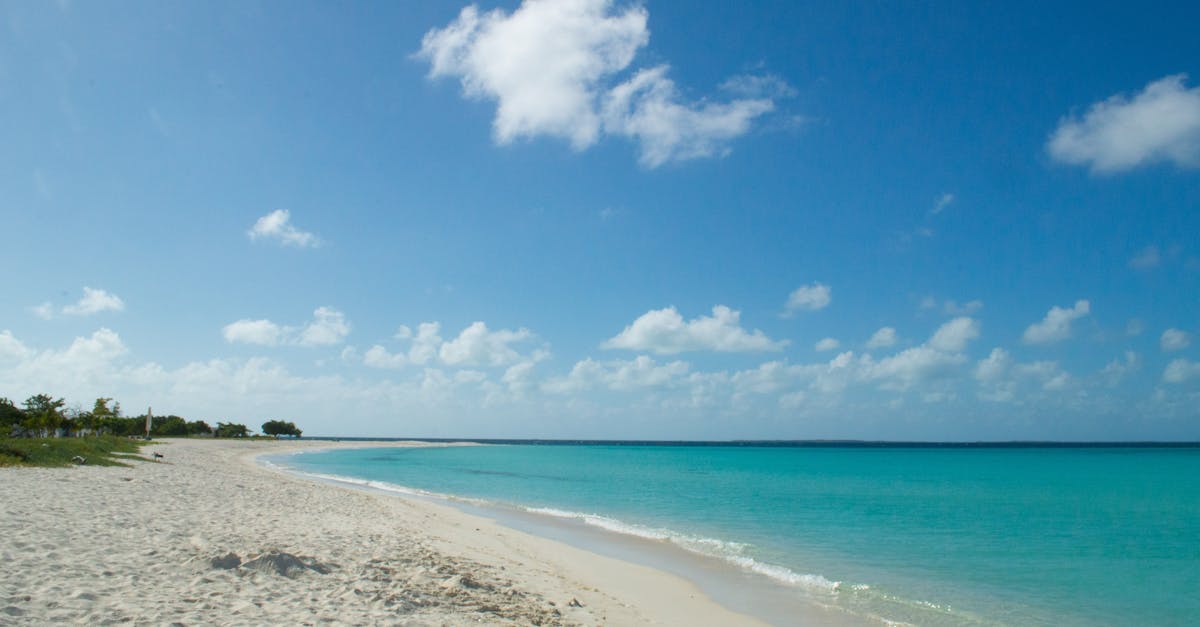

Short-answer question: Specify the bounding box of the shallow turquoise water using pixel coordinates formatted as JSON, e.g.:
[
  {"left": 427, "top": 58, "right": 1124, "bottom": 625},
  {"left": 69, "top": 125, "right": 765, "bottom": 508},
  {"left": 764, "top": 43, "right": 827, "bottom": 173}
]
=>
[{"left": 277, "top": 445, "right": 1200, "bottom": 625}]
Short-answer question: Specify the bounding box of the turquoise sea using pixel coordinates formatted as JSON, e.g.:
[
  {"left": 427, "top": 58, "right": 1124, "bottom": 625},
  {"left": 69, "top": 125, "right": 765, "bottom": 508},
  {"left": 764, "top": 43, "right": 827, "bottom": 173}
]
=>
[{"left": 271, "top": 444, "right": 1200, "bottom": 625}]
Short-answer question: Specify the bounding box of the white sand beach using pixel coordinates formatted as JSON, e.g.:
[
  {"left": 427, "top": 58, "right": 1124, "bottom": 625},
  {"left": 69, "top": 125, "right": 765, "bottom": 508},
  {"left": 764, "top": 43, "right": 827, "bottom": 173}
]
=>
[{"left": 0, "top": 438, "right": 766, "bottom": 626}]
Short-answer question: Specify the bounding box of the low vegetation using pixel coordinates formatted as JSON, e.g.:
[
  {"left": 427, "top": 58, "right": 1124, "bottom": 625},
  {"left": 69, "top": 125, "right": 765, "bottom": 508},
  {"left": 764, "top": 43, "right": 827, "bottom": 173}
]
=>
[{"left": 0, "top": 435, "right": 148, "bottom": 468}]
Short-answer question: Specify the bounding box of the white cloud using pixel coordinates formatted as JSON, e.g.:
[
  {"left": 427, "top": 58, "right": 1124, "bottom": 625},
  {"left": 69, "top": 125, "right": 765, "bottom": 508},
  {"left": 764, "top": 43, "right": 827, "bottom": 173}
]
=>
[
  {"left": 223, "top": 307, "right": 349, "bottom": 347},
  {"left": 439, "top": 322, "right": 535, "bottom": 367},
  {"left": 974, "top": 350, "right": 1072, "bottom": 402},
  {"left": 1163, "top": 358, "right": 1200, "bottom": 384},
  {"left": 603, "top": 305, "right": 785, "bottom": 354},
  {"left": 62, "top": 287, "right": 125, "bottom": 316},
  {"left": 928, "top": 317, "right": 980, "bottom": 352},
  {"left": 1022, "top": 300, "right": 1090, "bottom": 345},
  {"left": 1101, "top": 351, "right": 1140, "bottom": 386},
  {"left": 856, "top": 319, "right": 979, "bottom": 391},
  {"left": 543, "top": 355, "right": 690, "bottom": 394},
  {"left": 865, "top": 327, "right": 897, "bottom": 349},
  {"left": 602, "top": 65, "right": 774, "bottom": 167},
  {"left": 862, "top": 346, "right": 965, "bottom": 391},
  {"left": 944, "top": 299, "right": 983, "bottom": 316},
  {"left": 919, "top": 297, "right": 983, "bottom": 316},
  {"left": 297, "top": 307, "right": 351, "bottom": 346},
  {"left": 222, "top": 319, "right": 283, "bottom": 346},
  {"left": 1047, "top": 74, "right": 1200, "bottom": 173},
  {"left": 0, "top": 330, "right": 32, "bottom": 363},
  {"left": 248, "top": 209, "right": 320, "bottom": 247},
  {"left": 363, "top": 345, "right": 406, "bottom": 369},
  {"left": 364, "top": 321, "right": 543, "bottom": 369},
  {"left": 407, "top": 322, "right": 445, "bottom": 365},
  {"left": 784, "top": 282, "right": 831, "bottom": 315},
  {"left": 931, "top": 192, "right": 955, "bottom": 215},
  {"left": 1129, "top": 245, "right": 1161, "bottom": 270},
  {"left": 814, "top": 337, "right": 840, "bottom": 352},
  {"left": 31, "top": 302, "right": 55, "bottom": 320},
  {"left": 417, "top": 0, "right": 775, "bottom": 167},
  {"left": 975, "top": 348, "right": 1011, "bottom": 382},
  {"left": 1161, "top": 328, "right": 1191, "bottom": 352},
  {"left": 0, "top": 329, "right": 132, "bottom": 400}
]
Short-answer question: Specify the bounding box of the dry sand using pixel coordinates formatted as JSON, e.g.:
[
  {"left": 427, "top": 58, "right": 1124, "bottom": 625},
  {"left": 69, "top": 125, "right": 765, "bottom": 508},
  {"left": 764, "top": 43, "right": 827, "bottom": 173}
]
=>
[{"left": 0, "top": 438, "right": 766, "bottom": 626}]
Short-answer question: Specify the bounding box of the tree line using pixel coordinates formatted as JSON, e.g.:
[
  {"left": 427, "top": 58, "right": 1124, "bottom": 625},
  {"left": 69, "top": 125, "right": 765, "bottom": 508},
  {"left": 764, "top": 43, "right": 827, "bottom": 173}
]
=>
[{"left": 1, "top": 394, "right": 300, "bottom": 440}]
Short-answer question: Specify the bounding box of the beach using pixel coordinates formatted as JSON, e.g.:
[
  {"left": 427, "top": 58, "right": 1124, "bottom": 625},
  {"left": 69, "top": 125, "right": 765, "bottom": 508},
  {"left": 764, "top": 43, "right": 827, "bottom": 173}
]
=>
[{"left": 0, "top": 438, "right": 766, "bottom": 626}]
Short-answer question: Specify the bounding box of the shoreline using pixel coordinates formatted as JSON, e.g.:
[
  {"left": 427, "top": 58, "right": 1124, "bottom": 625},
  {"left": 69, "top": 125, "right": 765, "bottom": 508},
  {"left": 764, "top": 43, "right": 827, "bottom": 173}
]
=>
[
  {"left": 265, "top": 443, "right": 872, "bottom": 627},
  {"left": 0, "top": 438, "right": 774, "bottom": 625},
  {"left": 262, "top": 439, "right": 873, "bottom": 624}
]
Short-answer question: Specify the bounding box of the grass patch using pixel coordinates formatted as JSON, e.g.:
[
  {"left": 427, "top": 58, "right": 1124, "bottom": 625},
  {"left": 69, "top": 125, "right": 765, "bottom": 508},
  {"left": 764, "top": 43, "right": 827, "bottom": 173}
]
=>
[{"left": 0, "top": 435, "right": 149, "bottom": 468}]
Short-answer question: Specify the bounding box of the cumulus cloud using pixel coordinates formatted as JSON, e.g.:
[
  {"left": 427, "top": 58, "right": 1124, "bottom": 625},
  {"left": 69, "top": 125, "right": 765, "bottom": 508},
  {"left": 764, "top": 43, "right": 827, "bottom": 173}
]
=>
[
  {"left": 222, "top": 319, "right": 283, "bottom": 346},
  {"left": 248, "top": 209, "right": 320, "bottom": 247},
  {"left": 814, "top": 337, "right": 840, "bottom": 352},
  {"left": 973, "top": 346, "right": 1072, "bottom": 401},
  {"left": 975, "top": 348, "right": 1012, "bottom": 382},
  {"left": 0, "top": 328, "right": 132, "bottom": 402},
  {"left": 1102, "top": 351, "right": 1140, "bottom": 386},
  {"left": 861, "top": 346, "right": 966, "bottom": 391},
  {"left": 365, "top": 321, "right": 543, "bottom": 369},
  {"left": 929, "top": 317, "right": 980, "bottom": 352},
  {"left": 783, "top": 283, "right": 831, "bottom": 315},
  {"left": 859, "top": 318, "right": 978, "bottom": 391},
  {"left": 543, "top": 355, "right": 690, "bottom": 394},
  {"left": 223, "top": 307, "right": 349, "bottom": 347},
  {"left": 58, "top": 287, "right": 125, "bottom": 316},
  {"left": 1161, "top": 328, "right": 1191, "bottom": 352},
  {"left": 297, "top": 307, "right": 351, "bottom": 347},
  {"left": 363, "top": 345, "right": 405, "bottom": 369},
  {"left": 866, "top": 327, "right": 898, "bottom": 349},
  {"left": 0, "top": 330, "right": 32, "bottom": 362},
  {"left": 1163, "top": 358, "right": 1200, "bottom": 384},
  {"left": 603, "top": 305, "right": 785, "bottom": 354},
  {"left": 1047, "top": 74, "right": 1200, "bottom": 173},
  {"left": 417, "top": 0, "right": 776, "bottom": 166},
  {"left": 1022, "top": 300, "right": 1090, "bottom": 345},
  {"left": 439, "top": 322, "right": 536, "bottom": 367}
]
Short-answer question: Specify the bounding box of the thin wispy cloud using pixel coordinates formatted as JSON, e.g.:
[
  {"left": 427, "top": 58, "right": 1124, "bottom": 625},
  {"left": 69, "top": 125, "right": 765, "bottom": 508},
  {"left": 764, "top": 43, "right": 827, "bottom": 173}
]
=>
[
  {"left": 417, "top": 0, "right": 779, "bottom": 167},
  {"left": 1048, "top": 74, "right": 1200, "bottom": 173},
  {"left": 931, "top": 192, "right": 955, "bottom": 215},
  {"left": 248, "top": 209, "right": 321, "bottom": 248},
  {"left": 1129, "top": 245, "right": 1161, "bottom": 270}
]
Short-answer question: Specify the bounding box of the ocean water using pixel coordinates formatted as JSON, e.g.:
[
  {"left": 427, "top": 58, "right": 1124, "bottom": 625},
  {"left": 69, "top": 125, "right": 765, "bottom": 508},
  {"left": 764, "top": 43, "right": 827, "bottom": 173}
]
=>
[{"left": 272, "top": 444, "right": 1200, "bottom": 625}]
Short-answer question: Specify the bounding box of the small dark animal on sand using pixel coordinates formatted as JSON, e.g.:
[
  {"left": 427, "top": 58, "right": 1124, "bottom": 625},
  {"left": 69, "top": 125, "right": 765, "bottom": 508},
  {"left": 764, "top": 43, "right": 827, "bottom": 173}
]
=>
[{"left": 153, "top": 452, "right": 164, "bottom": 461}]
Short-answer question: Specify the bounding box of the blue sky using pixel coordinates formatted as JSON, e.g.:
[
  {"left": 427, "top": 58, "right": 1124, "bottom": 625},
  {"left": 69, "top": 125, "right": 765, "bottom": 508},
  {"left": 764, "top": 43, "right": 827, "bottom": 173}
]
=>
[{"left": 2, "top": 0, "right": 1198, "bottom": 439}]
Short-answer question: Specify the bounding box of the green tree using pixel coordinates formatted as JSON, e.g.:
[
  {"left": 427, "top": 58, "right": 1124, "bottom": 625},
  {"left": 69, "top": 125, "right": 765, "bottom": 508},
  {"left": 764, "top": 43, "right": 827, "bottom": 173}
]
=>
[
  {"left": 261, "top": 420, "right": 302, "bottom": 438},
  {"left": 186, "top": 420, "right": 213, "bottom": 436},
  {"left": 22, "top": 394, "right": 66, "bottom": 437},
  {"left": 152, "top": 415, "right": 189, "bottom": 436},
  {"left": 215, "top": 422, "right": 249, "bottom": 438},
  {"left": 0, "top": 398, "right": 25, "bottom": 434}
]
